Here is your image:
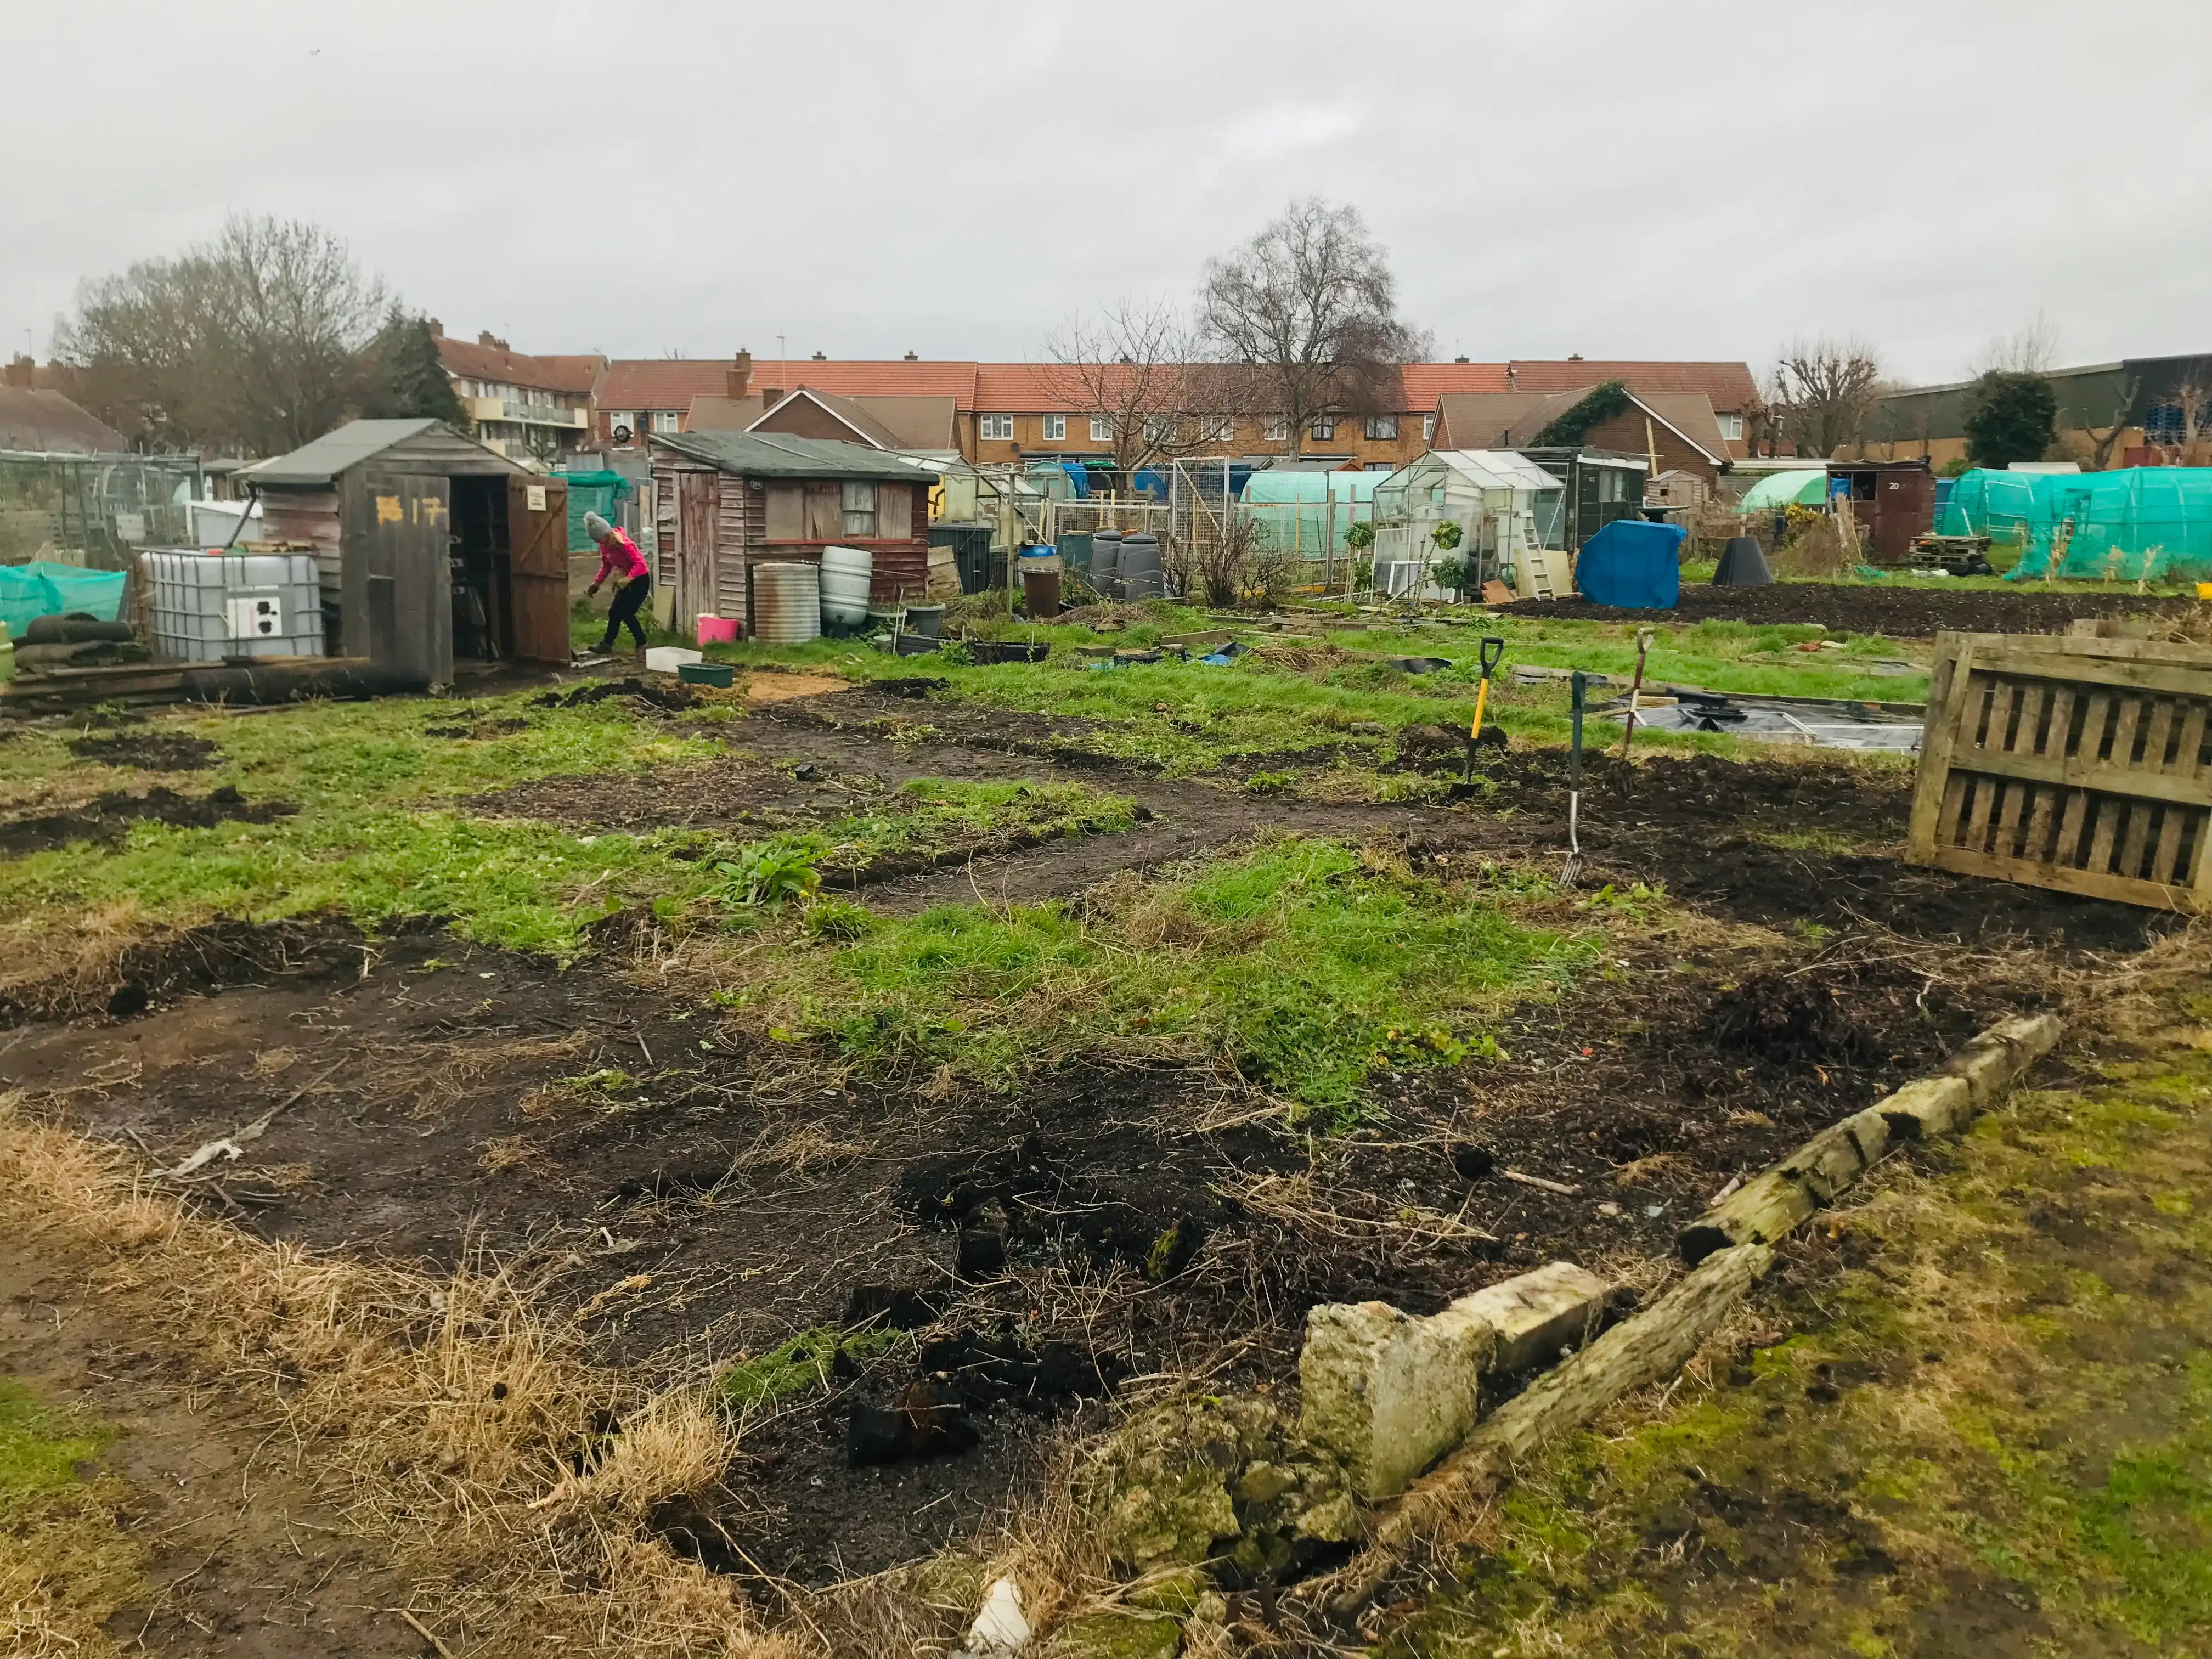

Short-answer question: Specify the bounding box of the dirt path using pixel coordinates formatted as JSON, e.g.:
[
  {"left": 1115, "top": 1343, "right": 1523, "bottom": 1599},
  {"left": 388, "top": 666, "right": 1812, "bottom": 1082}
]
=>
[{"left": 0, "top": 1233, "right": 412, "bottom": 1657}]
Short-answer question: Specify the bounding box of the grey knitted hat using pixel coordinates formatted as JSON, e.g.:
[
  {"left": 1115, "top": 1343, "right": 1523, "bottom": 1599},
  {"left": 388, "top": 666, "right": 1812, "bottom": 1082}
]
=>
[{"left": 583, "top": 511, "right": 612, "bottom": 538}]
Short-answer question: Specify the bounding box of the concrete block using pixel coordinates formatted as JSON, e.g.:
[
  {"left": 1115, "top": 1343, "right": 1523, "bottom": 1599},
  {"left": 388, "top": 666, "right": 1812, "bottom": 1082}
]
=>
[
  {"left": 1299, "top": 1299, "right": 1494, "bottom": 1500},
  {"left": 1877, "top": 1075, "right": 1973, "bottom": 1142},
  {"left": 1446, "top": 1260, "right": 1610, "bottom": 1374}
]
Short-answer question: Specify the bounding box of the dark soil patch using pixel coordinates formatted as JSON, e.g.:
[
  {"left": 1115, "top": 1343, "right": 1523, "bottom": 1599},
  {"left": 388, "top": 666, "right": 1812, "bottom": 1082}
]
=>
[
  {"left": 0, "top": 784, "right": 295, "bottom": 856},
  {"left": 532, "top": 675, "right": 705, "bottom": 713},
  {"left": 66, "top": 731, "right": 222, "bottom": 771},
  {"left": 424, "top": 716, "right": 532, "bottom": 739},
  {"left": 1502, "top": 582, "right": 2191, "bottom": 639}
]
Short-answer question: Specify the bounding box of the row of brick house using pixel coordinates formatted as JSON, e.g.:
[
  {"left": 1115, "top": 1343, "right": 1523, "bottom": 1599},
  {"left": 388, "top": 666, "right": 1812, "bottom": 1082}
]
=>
[{"left": 430, "top": 326, "right": 1761, "bottom": 483}]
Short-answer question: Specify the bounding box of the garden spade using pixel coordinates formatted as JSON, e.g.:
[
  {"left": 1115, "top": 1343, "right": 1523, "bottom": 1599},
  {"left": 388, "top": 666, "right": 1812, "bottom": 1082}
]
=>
[
  {"left": 1462, "top": 634, "right": 1508, "bottom": 781},
  {"left": 1562, "top": 670, "right": 1587, "bottom": 885}
]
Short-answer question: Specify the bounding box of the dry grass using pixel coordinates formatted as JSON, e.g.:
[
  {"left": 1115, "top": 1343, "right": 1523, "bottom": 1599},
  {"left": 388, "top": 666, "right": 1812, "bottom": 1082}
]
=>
[
  {"left": 0, "top": 1091, "right": 792, "bottom": 1658},
  {"left": 0, "top": 898, "right": 143, "bottom": 1008}
]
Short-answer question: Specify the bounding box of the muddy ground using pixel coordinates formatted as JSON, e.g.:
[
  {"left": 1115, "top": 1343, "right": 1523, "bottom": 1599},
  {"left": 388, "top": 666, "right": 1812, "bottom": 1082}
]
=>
[
  {"left": 0, "top": 673, "right": 2174, "bottom": 1604},
  {"left": 1503, "top": 582, "right": 2193, "bottom": 637}
]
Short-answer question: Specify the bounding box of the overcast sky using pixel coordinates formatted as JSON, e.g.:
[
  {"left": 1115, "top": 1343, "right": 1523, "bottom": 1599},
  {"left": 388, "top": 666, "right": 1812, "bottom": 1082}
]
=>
[{"left": 9, "top": 1, "right": 2209, "bottom": 387}]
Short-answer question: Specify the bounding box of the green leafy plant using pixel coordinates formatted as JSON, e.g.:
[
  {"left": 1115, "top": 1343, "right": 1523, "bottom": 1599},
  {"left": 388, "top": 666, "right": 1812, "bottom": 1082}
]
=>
[
  {"left": 1432, "top": 555, "right": 1469, "bottom": 598},
  {"left": 713, "top": 834, "right": 826, "bottom": 907},
  {"left": 803, "top": 898, "right": 875, "bottom": 941},
  {"left": 1430, "top": 520, "right": 1465, "bottom": 553},
  {"left": 1533, "top": 380, "right": 1632, "bottom": 447},
  {"left": 935, "top": 640, "right": 975, "bottom": 667},
  {"left": 1344, "top": 520, "right": 1376, "bottom": 552}
]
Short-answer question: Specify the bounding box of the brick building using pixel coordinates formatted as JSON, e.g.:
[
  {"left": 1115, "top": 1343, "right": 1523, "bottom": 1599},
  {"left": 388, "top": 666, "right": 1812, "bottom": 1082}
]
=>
[{"left": 430, "top": 328, "right": 602, "bottom": 461}]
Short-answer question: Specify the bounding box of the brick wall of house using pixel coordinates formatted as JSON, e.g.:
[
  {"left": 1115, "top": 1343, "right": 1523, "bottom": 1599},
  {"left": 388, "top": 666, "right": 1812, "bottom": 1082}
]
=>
[{"left": 963, "top": 411, "right": 1432, "bottom": 472}]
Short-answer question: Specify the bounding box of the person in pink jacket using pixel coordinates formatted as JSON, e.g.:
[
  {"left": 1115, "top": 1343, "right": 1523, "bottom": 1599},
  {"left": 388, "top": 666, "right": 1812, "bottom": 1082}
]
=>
[{"left": 584, "top": 511, "right": 652, "bottom": 653}]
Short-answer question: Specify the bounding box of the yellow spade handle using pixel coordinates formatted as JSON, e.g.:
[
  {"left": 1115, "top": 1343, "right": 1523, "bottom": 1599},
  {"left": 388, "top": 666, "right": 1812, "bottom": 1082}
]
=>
[{"left": 1470, "top": 674, "right": 1491, "bottom": 738}]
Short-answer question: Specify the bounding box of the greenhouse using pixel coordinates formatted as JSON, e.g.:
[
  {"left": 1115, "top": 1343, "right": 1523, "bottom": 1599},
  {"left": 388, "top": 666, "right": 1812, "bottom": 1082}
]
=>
[
  {"left": 0, "top": 450, "right": 202, "bottom": 565},
  {"left": 1737, "top": 467, "right": 1828, "bottom": 515},
  {"left": 1369, "top": 450, "right": 1565, "bottom": 595},
  {"left": 1939, "top": 466, "right": 2212, "bottom": 582},
  {"left": 1238, "top": 467, "right": 1378, "bottom": 560}
]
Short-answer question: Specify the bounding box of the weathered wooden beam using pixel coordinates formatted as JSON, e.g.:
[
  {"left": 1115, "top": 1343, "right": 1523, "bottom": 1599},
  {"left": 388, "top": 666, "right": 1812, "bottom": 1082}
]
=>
[{"left": 1314, "top": 1242, "right": 1773, "bottom": 1622}]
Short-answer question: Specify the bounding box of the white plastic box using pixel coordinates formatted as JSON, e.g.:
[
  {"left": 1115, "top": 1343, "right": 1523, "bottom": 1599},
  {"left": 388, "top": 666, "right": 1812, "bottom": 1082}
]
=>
[{"left": 140, "top": 550, "right": 326, "bottom": 663}]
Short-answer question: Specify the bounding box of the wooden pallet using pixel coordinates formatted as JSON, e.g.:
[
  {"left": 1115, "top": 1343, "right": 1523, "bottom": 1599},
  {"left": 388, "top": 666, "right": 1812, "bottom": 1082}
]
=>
[{"left": 1906, "top": 630, "right": 2212, "bottom": 911}]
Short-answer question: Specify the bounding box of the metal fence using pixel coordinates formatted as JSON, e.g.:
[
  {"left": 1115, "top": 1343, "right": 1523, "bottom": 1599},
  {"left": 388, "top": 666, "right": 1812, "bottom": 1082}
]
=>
[{"left": 0, "top": 451, "right": 203, "bottom": 567}]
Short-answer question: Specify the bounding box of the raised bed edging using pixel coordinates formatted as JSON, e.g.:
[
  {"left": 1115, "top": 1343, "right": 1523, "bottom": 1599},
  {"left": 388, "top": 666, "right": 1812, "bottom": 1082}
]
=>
[{"left": 1306, "top": 1007, "right": 2066, "bottom": 1624}]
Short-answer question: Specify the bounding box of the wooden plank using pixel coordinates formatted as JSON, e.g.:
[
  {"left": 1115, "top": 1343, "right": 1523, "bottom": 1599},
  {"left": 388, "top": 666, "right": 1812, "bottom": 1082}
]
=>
[
  {"left": 764, "top": 483, "right": 805, "bottom": 541},
  {"left": 2119, "top": 799, "right": 2154, "bottom": 881},
  {"left": 1974, "top": 650, "right": 2212, "bottom": 701},
  {"left": 2023, "top": 781, "right": 2059, "bottom": 864},
  {"left": 1925, "top": 841, "right": 2205, "bottom": 913},
  {"left": 2038, "top": 684, "right": 2075, "bottom": 758},
  {"left": 2152, "top": 805, "right": 2188, "bottom": 886},
  {"left": 2055, "top": 788, "right": 2091, "bottom": 866},
  {"left": 1980, "top": 678, "right": 2018, "bottom": 754},
  {"left": 2086, "top": 796, "right": 2122, "bottom": 875},
  {"left": 1994, "top": 781, "right": 2030, "bottom": 858},
  {"left": 2074, "top": 688, "right": 2112, "bottom": 762},
  {"left": 2109, "top": 692, "right": 2146, "bottom": 770},
  {"left": 1936, "top": 772, "right": 1970, "bottom": 847},
  {"left": 1939, "top": 743, "right": 2212, "bottom": 809},
  {"left": 2141, "top": 697, "right": 2178, "bottom": 772},
  {"left": 2176, "top": 704, "right": 2209, "bottom": 781},
  {"left": 1962, "top": 770, "right": 1999, "bottom": 852},
  {"left": 1906, "top": 637, "right": 1976, "bottom": 865}
]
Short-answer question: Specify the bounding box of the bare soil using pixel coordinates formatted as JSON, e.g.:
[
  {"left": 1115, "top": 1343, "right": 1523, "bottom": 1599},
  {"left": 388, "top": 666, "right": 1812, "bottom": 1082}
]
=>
[
  {"left": 0, "top": 785, "right": 295, "bottom": 856},
  {"left": 0, "top": 682, "right": 2180, "bottom": 1609},
  {"left": 1502, "top": 582, "right": 2193, "bottom": 637}
]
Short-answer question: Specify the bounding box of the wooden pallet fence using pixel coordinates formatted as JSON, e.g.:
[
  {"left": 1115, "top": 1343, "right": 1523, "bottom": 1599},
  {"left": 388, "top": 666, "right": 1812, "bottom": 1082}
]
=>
[{"left": 1906, "top": 629, "right": 2212, "bottom": 911}]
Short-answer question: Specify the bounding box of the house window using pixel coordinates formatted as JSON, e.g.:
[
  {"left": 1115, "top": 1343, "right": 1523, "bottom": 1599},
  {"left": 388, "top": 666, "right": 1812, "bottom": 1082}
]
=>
[
  {"left": 979, "top": 414, "right": 1014, "bottom": 441},
  {"left": 1365, "top": 415, "right": 1399, "bottom": 441},
  {"left": 1198, "top": 415, "right": 1233, "bottom": 444},
  {"left": 607, "top": 410, "right": 636, "bottom": 436},
  {"left": 652, "top": 409, "right": 679, "bottom": 433},
  {"left": 841, "top": 481, "right": 877, "bottom": 537},
  {"left": 1716, "top": 412, "right": 1744, "bottom": 441},
  {"left": 1264, "top": 417, "right": 1290, "bottom": 442},
  {"left": 1422, "top": 414, "right": 1436, "bottom": 442},
  {"left": 1040, "top": 414, "right": 1066, "bottom": 441},
  {"left": 1310, "top": 415, "right": 1338, "bottom": 441},
  {"left": 1143, "top": 415, "right": 1177, "bottom": 444},
  {"left": 1091, "top": 416, "right": 1114, "bottom": 443}
]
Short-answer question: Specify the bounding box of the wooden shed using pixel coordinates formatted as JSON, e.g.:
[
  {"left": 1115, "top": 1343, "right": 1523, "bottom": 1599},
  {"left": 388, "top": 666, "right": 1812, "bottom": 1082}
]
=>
[
  {"left": 250, "top": 419, "right": 569, "bottom": 684},
  {"left": 646, "top": 431, "right": 940, "bottom": 634}
]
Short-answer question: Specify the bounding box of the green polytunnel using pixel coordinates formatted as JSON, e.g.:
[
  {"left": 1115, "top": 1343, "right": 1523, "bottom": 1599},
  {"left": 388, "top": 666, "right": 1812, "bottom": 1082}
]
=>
[
  {"left": 1736, "top": 469, "right": 1829, "bottom": 514},
  {"left": 1239, "top": 469, "right": 1379, "bottom": 553},
  {"left": 1938, "top": 467, "right": 2212, "bottom": 582}
]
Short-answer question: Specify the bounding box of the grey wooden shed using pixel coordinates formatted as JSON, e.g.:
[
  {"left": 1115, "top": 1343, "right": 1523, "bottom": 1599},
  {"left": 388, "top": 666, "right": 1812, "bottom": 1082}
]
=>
[{"left": 250, "top": 419, "right": 570, "bottom": 684}]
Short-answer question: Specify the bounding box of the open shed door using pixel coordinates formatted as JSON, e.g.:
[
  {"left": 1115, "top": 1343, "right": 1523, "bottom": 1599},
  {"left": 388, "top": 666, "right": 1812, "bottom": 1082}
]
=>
[
  {"left": 508, "top": 476, "right": 572, "bottom": 664},
  {"left": 348, "top": 472, "right": 453, "bottom": 685}
]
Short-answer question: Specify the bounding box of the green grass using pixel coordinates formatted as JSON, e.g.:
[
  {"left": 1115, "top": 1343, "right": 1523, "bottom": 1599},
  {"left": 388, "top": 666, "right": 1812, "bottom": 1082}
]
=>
[
  {"left": 1385, "top": 1028, "right": 2212, "bottom": 1657},
  {"left": 765, "top": 837, "right": 1596, "bottom": 1115},
  {"left": 0, "top": 1375, "right": 139, "bottom": 1650},
  {"left": 0, "top": 1376, "right": 110, "bottom": 1510}
]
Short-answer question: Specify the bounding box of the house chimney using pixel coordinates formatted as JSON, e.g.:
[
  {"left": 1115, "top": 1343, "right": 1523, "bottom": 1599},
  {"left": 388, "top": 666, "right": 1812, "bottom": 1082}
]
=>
[
  {"left": 811, "top": 351, "right": 827, "bottom": 361},
  {"left": 727, "top": 348, "right": 753, "bottom": 399},
  {"left": 760, "top": 387, "right": 784, "bottom": 405},
  {"left": 903, "top": 350, "right": 918, "bottom": 362},
  {"left": 3, "top": 356, "right": 32, "bottom": 390},
  {"left": 1568, "top": 352, "right": 1583, "bottom": 362},
  {"left": 477, "top": 330, "right": 510, "bottom": 349},
  {"left": 1456, "top": 354, "right": 1470, "bottom": 364},
  {"left": 427, "top": 318, "right": 443, "bottom": 337}
]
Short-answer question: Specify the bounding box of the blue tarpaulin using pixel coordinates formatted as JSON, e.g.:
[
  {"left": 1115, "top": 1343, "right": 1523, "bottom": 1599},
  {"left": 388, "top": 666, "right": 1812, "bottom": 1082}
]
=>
[
  {"left": 0, "top": 562, "right": 127, "bottom": 636},
  {"left": 1573, "top": 520, "right": 1685, "bottom": 608}
]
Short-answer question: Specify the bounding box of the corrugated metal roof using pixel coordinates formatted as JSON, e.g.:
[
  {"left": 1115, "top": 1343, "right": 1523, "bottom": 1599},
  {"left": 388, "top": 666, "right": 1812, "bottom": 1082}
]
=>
[
  {"left": 246, "top": 418, "right": 442, "bottom": 486},
  {"left": 651, "top": 430, "right": 941, "bottom": 481}
]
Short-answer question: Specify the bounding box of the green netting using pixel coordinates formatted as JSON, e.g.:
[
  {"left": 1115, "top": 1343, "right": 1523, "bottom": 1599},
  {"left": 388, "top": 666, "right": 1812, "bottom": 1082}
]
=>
[
  {"left": 1241, "top": 470, "right": 1378, "bottom": 553},
  {"left": 560, "top": 470, "right": 634, "bottom": 553},
  {"left": 1938, "top": 467, "right": 2212, "bottom": 582},
  {"left": 0, "top": 562, "right": 126, "bottom": 635}
]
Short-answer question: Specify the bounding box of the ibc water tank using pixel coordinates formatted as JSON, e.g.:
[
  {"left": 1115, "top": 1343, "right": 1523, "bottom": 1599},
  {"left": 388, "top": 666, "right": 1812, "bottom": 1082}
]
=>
[
  {"left": 753, "top": 561, "right": 822, "bottom": 643},
  {"left": 818, "top": 545, "right": 874, "bottom": 633}
]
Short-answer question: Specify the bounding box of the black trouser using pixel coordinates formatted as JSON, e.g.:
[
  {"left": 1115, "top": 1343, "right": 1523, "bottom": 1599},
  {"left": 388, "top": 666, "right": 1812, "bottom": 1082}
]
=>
[{"left": 600, "top": 573, "right": 651, "bottom": 650}]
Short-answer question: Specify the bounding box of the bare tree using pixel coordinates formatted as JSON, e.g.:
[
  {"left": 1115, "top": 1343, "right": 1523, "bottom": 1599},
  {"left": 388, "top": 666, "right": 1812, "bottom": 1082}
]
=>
[
  {"left": 1039, "top": 298, "right": 1249, "bottom": 476},
  {"left": 1972, "top": 311, "right": 2062, "bottom": 377},
  {"left": 1770, "top": 337, "right": 1884, "bottom": 458},
  {"left": 2080, "top": 374, "right": 2141, "bottom": 470},
  {"left": 57, "top": 215, "right": 390, "bottom": 455},
  {"left": 1198, "top": 198, "right": 1427, "bottom": 459}
]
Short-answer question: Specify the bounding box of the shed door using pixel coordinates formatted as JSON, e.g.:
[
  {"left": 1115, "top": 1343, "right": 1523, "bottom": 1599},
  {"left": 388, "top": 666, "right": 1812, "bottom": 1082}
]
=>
[
  {"left": 508, "top": 475, "right": 571, "bottom": 664},
  {"left": 676, "top": 470, "right": 719, "bottom": 631},
  {"left": 350, "top": 472, "right": 453, "bottom": 685}
]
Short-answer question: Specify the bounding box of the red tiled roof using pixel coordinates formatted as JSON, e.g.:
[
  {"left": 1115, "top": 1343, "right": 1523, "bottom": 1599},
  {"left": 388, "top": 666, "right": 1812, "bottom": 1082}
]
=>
[
  {"left": 1505, "top": 360, "right": 1758, "bottom": 410},
  {"left": 1398, "top": 363, "right": 1513, "bottom": 405},
  {"left": 593, "top": 359, "right": 738, "bottom": 411},
  {"left": 433, "top": 335, "right": 602, "bottom": 395},
  {"left": 0, "top": 387, "right": 127, "bottom": 453},
  {"left": 750, "top": 360, "right": 981, "bottom": 408}
]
